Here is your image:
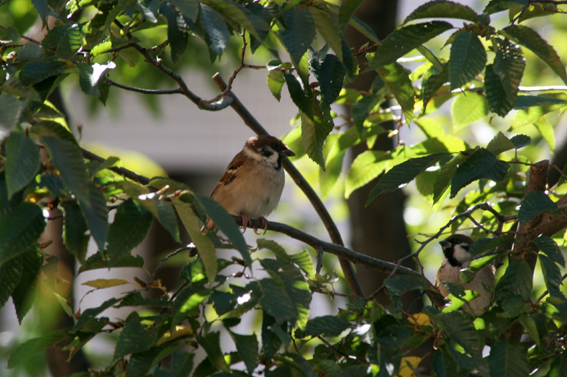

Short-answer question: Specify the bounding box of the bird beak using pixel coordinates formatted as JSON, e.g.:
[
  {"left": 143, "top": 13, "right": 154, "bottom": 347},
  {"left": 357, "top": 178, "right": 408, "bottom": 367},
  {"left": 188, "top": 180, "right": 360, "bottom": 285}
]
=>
[
  {"left": 439, "top": 240, "right": 451, "bottom": 249},
  {"left": 280, "top": 148, "right": 295, "bottom": 157}
]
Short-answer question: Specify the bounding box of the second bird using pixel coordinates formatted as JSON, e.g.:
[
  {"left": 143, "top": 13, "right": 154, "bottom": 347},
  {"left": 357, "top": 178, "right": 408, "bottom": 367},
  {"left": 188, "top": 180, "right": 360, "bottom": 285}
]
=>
[{"left": 435, "top": 234, "right": 495, "bottom": 315}]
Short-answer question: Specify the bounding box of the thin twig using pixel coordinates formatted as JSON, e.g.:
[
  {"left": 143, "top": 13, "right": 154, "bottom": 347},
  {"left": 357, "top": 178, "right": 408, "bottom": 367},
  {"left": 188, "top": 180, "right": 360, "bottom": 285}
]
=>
[
  {"left": 112, "top": 21, "right": 233, "bottom": 112},
  {"left": 200, "top": 32, "right": 248, "bottom": 105},
  {"left": 81, "top": 148, "right": 150, "bottom": 184},
  {"left": 0, "top": 25, "right": 42, "bottom": 45},
  {"left": 107, "top": 79, "right": 182, "bottom": 95},
  {"left": 152, "top": 245, "right": 194, "bottom": 280}
]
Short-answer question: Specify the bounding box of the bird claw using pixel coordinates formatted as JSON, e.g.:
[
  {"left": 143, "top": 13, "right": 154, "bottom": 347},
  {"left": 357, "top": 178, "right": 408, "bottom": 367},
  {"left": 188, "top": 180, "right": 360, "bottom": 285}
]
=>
[
  {"left": 239, "top": 213, "right": 253, "bottom": 233},
  {"left": 253, "top": 217, "right": 268, "bottom": 235},
  {"left": 238, "top": 213, "right": 268, "bottom": 235}
]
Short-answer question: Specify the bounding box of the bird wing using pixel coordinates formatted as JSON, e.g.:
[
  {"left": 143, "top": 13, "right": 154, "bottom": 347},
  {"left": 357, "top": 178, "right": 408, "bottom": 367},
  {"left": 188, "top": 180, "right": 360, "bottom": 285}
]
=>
[{"left": 209, "top": 152, "right": 245, "bottom": 199}]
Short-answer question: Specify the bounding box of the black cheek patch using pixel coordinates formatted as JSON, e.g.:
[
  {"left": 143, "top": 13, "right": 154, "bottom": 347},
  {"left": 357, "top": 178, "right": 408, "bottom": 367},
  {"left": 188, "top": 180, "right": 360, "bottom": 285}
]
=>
[{"left": 261, "top": 148, "right": 273, "bottom": 158}]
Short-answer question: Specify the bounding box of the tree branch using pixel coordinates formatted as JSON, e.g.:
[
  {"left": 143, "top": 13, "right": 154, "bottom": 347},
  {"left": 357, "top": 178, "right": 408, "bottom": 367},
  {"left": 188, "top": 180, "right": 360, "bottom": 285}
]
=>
[
  {"left": 212, "top": 74, "right": 365, "bottom": 298},
  {"left": 107, "top": 79, "right": 182, "bottom": 95},
  {"left": 81, "top": 148, "right": 150, "bottom": 184},
  {"left": 239, "top": 217, "right": 420, "bottom": 277}
]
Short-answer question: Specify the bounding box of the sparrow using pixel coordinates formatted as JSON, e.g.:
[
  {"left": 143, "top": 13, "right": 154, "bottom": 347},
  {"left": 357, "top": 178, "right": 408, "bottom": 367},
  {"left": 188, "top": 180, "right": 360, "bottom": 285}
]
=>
[
  {"left": 204, "top": 135, "right": 295, "bottom": 232},
  {"left": 435, "top": 234, "right": 495, "bottom": 315}
]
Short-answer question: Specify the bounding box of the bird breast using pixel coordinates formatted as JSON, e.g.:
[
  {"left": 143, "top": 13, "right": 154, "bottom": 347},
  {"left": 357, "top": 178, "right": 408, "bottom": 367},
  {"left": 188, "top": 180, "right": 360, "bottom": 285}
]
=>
[{"left": 216, "top": 162, "right": 285, "bottom": 218}]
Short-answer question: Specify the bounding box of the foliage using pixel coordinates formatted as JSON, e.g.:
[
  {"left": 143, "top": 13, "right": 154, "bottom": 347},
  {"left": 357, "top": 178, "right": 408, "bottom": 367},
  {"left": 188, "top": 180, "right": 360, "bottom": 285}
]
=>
[{"left": 1, "top": 0, "right": 567, "bottom": 376}]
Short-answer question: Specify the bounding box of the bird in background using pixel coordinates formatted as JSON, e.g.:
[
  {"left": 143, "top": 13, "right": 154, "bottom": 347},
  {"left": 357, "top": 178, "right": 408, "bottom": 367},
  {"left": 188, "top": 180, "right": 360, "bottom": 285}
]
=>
[
  {"left": 203, "top": 135, "right": 295, "bottom": 233},
  {"left": 435, "top": 234, "right": 495, "bottom": 315}
]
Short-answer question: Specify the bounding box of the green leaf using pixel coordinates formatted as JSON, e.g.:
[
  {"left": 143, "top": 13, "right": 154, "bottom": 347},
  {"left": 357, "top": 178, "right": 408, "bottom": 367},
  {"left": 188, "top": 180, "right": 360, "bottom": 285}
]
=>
[
  {"left": 155, "top": 352, "right": 195, "bottom": 377},
  {"left": 285, "top": 74, "right": 312, "bottom": 115},
  {"left": 32, "top": 121, "right": 91, "bottom": 205},
  {"left": 62, "top": 201, "right": 89, "bottom": 263},
  {"left": 449, "top": 31, "right": 486, "bottom": 90},
  {"left": 196, "top": 195, "right": 251, "bottom": 268},
  {"left": 8, "top": 331, "right": 67, "bottom": 369},
  {"left": 79, "top": 252, "right": 144, "bottom": 272},
  {"left": 107, "top": 199, "right": 153, "bottom": 261},
  {"left": 379, "top": 62, "right": 415, "bottom": 122},
  {"left": 167, "top": 0, "right": 199, "bottom": 22},
  {"left": 371, "top": 21, "right": 452, "bottom": 68},
  {"left": 432, "top": 348, "right": 459, "bottom": 377},
  {"left": 532, "top": 236, "right": 565, "bottom": 267},
  {"left": 345, "top": 151, "right": 390, "bottom": 198},
  {"left": 494, "top": 259, "right": 532, "bottom": 303},
  {"left": 319, "top": 134, "right": 346, "bottom": 200},
  {"left": 73, "top": 297, "right": 119, "bottom": 331},
  {"left": 0, "top": 256, "right": 22, "bottom": 307},
  {"left": 174, "top": 199, "right": 217, "bottom": 283},
  {"left": 485, "top": 64, "right": 513, "bottom": 117},
  {"left": 161, "top": 4, "right": 189, "bottom": 63},
  {"left": 492, "top": 39, "right": 525, "bottom": 112},
  {"left": 79, "top": 182, "right": 109, "bottom": 251},
  {"left": 125, "top": 344, "right": 179, "bottom": 377},
  {"left": 229, "top": 331, "right": 258, "bottom": 374},
  {"left": 513, "top": 95, "right": 567, "bottom": 110},
  {"left": 425, "top": 308, "right": 481, "bottom": 357},
  {"left": 267, "top": 62, "right": 286, "bottom": 101},
  {"left": 11, "top": 247, "right": 42, "bottom": 323},
  {"left": 16, "top": 43, "right": 45, "bottom": 60},
  {"left": 547, "top": 352, "right": 567, "bottom": 377},
  {"left": 351, "top": 93, "right": 380, "bottom": 135},
  {"left": 366, "top": 153, "right": 449, "bottom": 206},
  {"left": 539, "top": 254, "right": 565, "bottom": 299},
  {"left": 502, "top": 25, "right": 567, "bottom": 85},
  {"left": 518, "top": 191, "right": 558, "bottom": 225},
  {"left": 450, "top": 148, "right": 509, "bottom": 198},
  {"left": 197, "top": 332, "right": 229, "bottom": 372},
  {"left": 534, "top": 120, "right": 555, "bottom": 153},
  {"left": 300, "top": 104, "right": 334, "bottom": 168},
  {"left": 200, "top": 4, "right": 230, "bottom": 56},
  {"left": 404, "top": 1, "right": 478, "bottom": 23},
  {"left": 0, "top": 93, "right": 26, "bottom": 132},
  {"left": 307, "top": 3, "right": 343, "bottom": 62},
  {"left": 210, "top": 0, "right": 269, "bottom": 42},
  {"left": 421, "top": 63, "right": 449, "bottom": 115},
  {"left": 468, "top": 234, "right": 514, "bottom": 256},
  {"left": 313, "top": 54, "right": 345, "bottom": 111},
  {"left": 295, "top": 315, "right": 352, "bottom": 338},
  {"left": 137, "top": 0, "right": 159, "bottom": 23},
  {"left": 279, "top": 7, "right": 316, "bottom": 64},
  {"left": 510, "top": 134, "right": 531, "bottom": 149},
  {"left": 259, "top": 278, "right": 297, "bottom": 321},
  {"left": 137, "top": 197, "right": 180, "bottom": 242},
  {"left": 77, "top": 62, "right": 115, "bottom": 104},
  {"left": 114, "top": 312, "right": 154, "bottom": 360},
  {"left": 0, "top": 203, "right": 46, "bottom": 267},
  {"left": 486, "top": 132, "right": 516, "bottom": 156},
  {"left": 56, "top": 25, "right": 82, "bottom": 58},
  {"left": 337, "top": 0, "right": 364, "bottom": 34},
  {"left": 19, "top": 60, "right": 67, "bottom": 86},
  {"left": 385, "top": 275, "right": 432, "bottom": 309},
  {"left": 451, "top": 92, "right": 489, "bottom": 129},
  {"left": 5, "top": 130, "right": 40, "bottom": 199},
  {"left": 488, "top": 339, "right": 529, "bottom": 377}
]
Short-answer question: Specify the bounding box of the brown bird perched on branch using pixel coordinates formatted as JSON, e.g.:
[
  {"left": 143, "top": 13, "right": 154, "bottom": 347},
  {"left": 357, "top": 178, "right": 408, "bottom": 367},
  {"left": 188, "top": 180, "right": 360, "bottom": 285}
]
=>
[
  {"left": 203, "top": 135, "right": 295, "bottom": 232},
  {"left": 435, "top": 234, "right": 495, "bottom": 315}
]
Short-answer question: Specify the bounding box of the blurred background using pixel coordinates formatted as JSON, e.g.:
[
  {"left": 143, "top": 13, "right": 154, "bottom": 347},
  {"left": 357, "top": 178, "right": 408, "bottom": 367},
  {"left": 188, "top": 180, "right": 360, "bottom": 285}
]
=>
[{"left": 2, "top": 0, "right": 567, "bottom": 375}]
